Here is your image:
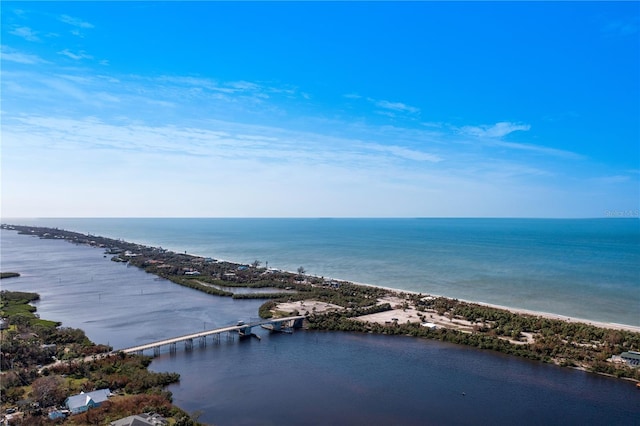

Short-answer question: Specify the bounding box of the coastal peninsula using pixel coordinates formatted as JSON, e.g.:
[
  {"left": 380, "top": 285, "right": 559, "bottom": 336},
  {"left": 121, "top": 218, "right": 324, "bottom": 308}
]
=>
[{"left": 2, "top": 224, "right": 639, "bottom": 386}]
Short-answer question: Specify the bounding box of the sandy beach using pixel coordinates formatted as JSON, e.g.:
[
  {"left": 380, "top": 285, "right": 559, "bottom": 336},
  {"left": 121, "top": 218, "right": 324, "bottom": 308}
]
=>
[
  {"left": 304, "top": 277, "right": 640, "bottom": 334},
  {"left": 471, "top": 301, "right": 640, "bottom": 333}
]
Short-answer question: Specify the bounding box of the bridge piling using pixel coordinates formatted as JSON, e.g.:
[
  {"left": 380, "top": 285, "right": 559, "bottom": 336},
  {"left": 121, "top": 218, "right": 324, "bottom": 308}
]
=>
[{"left": 116, "top": 315, "right": 304, "bottom": 355}]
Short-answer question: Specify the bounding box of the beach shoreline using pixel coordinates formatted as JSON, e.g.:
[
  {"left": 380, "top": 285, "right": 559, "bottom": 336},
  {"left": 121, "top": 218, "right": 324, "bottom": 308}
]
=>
[
  {"left": 163, "top": 251, "right": 640, "bottom": 332},
  {"left": 180, "top": 243, "right": 640, "bottom": 332},
  {"left": 214, "top": 259, "right": 640, "bottom": 332},
  {"left": 324, "top": 278, "right": 640, "bottom": 333},
  {"left": 2, "top": 224, "right": 638, "bottom": 332},
  {"left": 465, "top": 301, "right": 640, "bottom": 333}
]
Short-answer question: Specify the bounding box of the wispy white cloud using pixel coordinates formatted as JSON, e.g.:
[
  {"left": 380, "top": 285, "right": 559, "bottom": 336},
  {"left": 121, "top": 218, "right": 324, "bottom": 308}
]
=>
[
  {"left": 3, "top": 112, "right": 634, "bottom": 218},
  {"left": 421, "top": 122, "right": 445, "bottom": 129},
  {"left": 145, "top": 99, "right": 176, "bottom": 108},
  {"left": 492, "top": 140, "right": 584, "bottom": 160},
  {"left": 461, "top": 122, "right": 531, "bottom": 138},
  {"left": 365, "top": 143, "right": 443, "bottom": 163},
  {"left": 1, "top": 57, "right": 587, "bottom": 167},
  {"left": 343, "top": 94, "right": 420, "bottom": 117},
  {"left": 2, "top": 115, "right": 438, "bottom": 171},
  {"left": 228, "top": 80, "right": 260, "bottom": 91},
  {"left": 457, "top": 122, "right": 583, "bottom": 159},
  {"left": 2, "top": 72, "right": 128, "bottom": 124},
  {"left": 0, "top": 19, "right": 636, "bottom": 218},
  {"left": 157, "top": 75, "right": 233, "bottom": 93},
  {"left": 34, "top": 75, "right": 120, "bottom": 106},
  {"left": 156, "top": 75, "right": 272, "bottom": 97},
  {"left": 59, "top": 14, "right": 94, "bottom": 29},
  {"left": 57, "top": 49, "right": 93, "bottom": 60},
  {"left": 10, "top": 26, "right": 40, "bottom": 42},
  {"left": 0, "top": 46, "right": 49, "bottom": 64},
  {"left": 372, "top": 99, "right": 420, "bottom": 114},
  {"left": 56, "top": 74, "right": 96, "bottom": 84}
]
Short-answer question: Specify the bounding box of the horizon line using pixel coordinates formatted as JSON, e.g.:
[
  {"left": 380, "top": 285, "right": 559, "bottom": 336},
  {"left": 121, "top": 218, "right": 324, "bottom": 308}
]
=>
[{"left": 2, "top": 216, "right": 638, "bottom": 221}]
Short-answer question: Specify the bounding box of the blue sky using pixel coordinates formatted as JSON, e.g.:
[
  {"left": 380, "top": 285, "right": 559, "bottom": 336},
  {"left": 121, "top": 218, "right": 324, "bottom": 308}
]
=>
[{"left": 1, "top": 1, "right": 638, "bottom": 218}]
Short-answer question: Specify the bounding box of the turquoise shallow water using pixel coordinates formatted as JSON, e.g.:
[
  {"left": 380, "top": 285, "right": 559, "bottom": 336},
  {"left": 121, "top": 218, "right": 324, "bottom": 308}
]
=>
[{"left": 3, "top": 217, "right": 639, "bottom": 326}]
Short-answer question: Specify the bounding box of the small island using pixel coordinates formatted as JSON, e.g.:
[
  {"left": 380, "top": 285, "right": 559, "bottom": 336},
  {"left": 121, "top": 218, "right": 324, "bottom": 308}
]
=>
[
  {"left": 0, "top": 272, "right": 21, "bottom": 279},
  {"left": 1, "top": 223, "right": 639, "bottom": 420}
]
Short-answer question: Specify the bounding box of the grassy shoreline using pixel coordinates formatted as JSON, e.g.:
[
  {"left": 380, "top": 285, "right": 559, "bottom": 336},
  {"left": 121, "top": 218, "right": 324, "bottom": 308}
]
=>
[{"left": 0, "top": 289, "right": 201, "bottom": 425}]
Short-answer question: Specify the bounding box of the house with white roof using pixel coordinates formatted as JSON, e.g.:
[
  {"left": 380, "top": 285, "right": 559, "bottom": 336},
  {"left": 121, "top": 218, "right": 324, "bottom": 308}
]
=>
[{"left": 65, "top": 388, "right": 112, "bottom": 414}]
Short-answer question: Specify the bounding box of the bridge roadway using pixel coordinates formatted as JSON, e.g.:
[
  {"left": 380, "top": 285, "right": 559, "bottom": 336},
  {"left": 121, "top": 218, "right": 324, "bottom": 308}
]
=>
[{"left": 117, "top": 315, "right": 306, "bottom": 354}]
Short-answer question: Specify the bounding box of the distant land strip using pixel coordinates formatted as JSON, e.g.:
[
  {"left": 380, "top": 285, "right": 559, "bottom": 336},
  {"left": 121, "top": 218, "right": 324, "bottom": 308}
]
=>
[{"left": 0, "top": 272, "right": 21, "bottom": 279}]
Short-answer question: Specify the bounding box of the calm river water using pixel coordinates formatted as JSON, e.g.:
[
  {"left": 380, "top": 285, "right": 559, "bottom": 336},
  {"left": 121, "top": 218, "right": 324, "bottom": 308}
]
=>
[{"left": 1, "top": 229, "right": 638, "bottom": 425}]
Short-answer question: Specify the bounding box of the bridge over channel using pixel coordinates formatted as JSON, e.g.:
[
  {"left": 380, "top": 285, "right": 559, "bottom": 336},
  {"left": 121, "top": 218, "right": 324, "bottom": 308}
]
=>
[{"left": 116, "top": 315, "right": 305, "bottom": 356}]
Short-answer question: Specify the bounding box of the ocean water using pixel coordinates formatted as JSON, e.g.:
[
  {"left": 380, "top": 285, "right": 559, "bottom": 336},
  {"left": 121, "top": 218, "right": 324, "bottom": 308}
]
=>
[
  {"left": 3, "top": 218, "right": 639, "bottom": 326},
  {"left": 1, "top": 228, "right": 639, "bottom": 425}
]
